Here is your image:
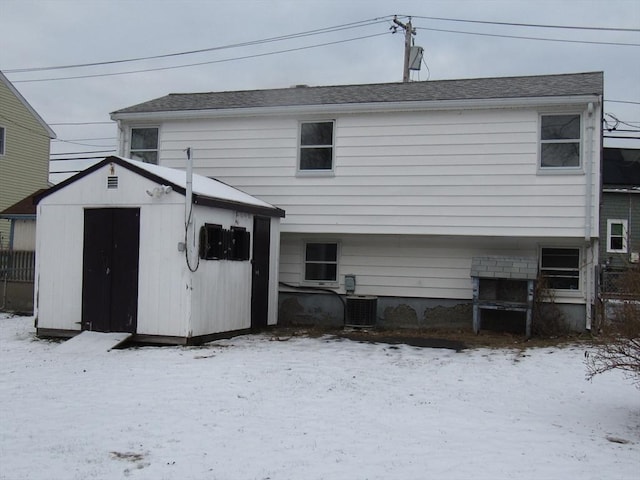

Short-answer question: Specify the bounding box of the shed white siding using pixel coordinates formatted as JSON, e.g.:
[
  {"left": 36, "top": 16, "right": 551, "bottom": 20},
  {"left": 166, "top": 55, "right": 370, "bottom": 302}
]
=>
[
  {"left": 35, "top": 160, "right": 281, "bottom": 340},
  {"left": 158, "top": 105, "right": 600, "bottom": 239},
  {"left": 35, "top": 165, "right": 192, "bottom": 334}
]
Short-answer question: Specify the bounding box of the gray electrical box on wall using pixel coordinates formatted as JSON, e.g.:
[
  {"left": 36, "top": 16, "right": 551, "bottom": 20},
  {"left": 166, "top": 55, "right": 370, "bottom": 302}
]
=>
[{"left": 344, "top": 274, "right": 356, "bottom": 294}]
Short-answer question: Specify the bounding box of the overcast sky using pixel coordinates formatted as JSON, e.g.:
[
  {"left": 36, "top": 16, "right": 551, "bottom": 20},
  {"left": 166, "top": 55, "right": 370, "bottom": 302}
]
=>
[{"left": 1, "top": 0, "right": 639, "bottom": 182}]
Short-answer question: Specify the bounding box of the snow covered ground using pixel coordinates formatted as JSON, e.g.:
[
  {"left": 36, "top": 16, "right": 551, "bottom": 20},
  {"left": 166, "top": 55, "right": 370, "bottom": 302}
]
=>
[{"left": 0, "top": 314, "right": 638, "bottom": 480}]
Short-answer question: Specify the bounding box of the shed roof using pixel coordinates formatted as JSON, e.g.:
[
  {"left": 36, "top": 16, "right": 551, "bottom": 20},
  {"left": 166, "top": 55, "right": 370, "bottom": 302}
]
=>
[
  {"left": 111, "top": 71, "right": 603, "bottom": 116},
  {"left": 35, "top": 156, "right": 285, "bottom": 218}
]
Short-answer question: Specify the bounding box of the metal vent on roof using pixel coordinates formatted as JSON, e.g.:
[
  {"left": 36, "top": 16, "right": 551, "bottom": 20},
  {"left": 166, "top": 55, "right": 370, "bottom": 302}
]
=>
[{"left": 107, "top": 176, "right": 119, "bottom": 189}]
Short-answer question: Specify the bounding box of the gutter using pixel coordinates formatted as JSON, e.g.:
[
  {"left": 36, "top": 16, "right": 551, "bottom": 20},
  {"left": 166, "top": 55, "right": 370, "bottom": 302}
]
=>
[{"left": 110, "top": 94, "right": 602, "bottom": 122}]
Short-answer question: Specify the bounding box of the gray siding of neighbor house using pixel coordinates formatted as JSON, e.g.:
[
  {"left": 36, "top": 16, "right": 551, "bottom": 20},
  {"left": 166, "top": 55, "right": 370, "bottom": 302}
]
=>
[{"left": 600, "top": 192, "right": 640, "bottom": 268}]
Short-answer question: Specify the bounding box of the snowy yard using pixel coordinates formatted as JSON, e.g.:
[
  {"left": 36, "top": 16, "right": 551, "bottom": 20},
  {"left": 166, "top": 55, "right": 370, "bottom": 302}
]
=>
[{"left": 0, "top": 314, "right": 638, "bottom": 480}]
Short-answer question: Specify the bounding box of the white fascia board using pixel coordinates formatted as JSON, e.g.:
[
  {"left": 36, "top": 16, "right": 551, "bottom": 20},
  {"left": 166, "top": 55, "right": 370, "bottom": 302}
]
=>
[{"left": 110, "top": 94, "right": 601, "bottom": 122}]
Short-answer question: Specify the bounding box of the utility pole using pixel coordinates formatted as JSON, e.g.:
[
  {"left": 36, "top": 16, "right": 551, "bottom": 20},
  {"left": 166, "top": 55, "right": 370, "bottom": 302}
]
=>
[{"left": 392, "top": 16, "right": 416, "bottom": 82}]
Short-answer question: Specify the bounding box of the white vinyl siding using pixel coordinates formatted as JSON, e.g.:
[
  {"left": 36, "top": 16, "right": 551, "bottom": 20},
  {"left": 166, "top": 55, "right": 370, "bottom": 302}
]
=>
[{"left": 152, "top": 104, "right": 599, "bottom": 239}]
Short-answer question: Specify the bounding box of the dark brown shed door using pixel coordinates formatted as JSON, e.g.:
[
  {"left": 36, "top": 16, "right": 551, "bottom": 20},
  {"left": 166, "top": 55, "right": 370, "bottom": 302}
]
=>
[
  {"left": 82, "top": 208, "right": 140, "bottom": 333},
  {"left": 251, "top": 216, "right": 271, "bottom": 329}
]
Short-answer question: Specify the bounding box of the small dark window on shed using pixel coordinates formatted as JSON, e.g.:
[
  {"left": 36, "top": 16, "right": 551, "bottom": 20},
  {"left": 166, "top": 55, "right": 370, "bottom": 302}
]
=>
[
  {"left": 229, "top": 227, "right": 250, "bottom": 261},
  {"left": 199, "top": 224, "right": 225, "bottom": 260}
]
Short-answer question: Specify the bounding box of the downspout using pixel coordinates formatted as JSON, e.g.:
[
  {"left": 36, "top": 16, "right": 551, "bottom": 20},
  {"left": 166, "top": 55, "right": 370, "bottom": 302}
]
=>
[
  {"left": 585, "top": 102, "right": 595, "bottom": 242},
  {"left": 584, "top": 101, "right": 596, "bottom": 330},
  {"left": 184, "top": 147, "right": 196, "bottom": 337},
  {"left": 116, "top": 120, "right": 125, "bottom": 157}
]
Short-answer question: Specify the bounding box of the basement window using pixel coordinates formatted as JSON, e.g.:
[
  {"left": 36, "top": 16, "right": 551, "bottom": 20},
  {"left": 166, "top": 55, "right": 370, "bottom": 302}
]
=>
[
  {"left": 540, "top": 247, "right": 580, "bottom": 290},
  {"left": 304, "top": 242, "right": 338, "bottom": 284}
]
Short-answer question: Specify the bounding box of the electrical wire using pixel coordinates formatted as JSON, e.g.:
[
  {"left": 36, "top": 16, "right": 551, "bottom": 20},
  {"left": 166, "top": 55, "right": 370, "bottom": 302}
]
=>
[
  {"left": 12, "top": 32, "right": 393, "bottom": 83},
  {"left": 408, "top": 15, "right": 640, "bottom": 32},
  {"left": 415, "top": 26, "right": 640, "bottom": 47},
  {"left": 49, "top": 121, "right": 114, "bottom": 126},
  {"left": 5, "top": 17, "right": 393, "bottom": 74}
]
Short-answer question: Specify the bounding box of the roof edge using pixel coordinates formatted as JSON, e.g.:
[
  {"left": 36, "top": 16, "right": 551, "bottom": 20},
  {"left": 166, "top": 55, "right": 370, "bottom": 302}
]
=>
[
  {"left": 112, "top": 94, "right": 602, "bottom": 121},
  {"left": 0, "top": 71, "right": 57, "bottom": 139}
]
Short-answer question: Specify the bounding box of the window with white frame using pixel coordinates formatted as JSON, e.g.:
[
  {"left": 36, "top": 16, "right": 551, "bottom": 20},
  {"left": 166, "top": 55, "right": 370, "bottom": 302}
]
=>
[
  {"left": 607, "top": 219, "right": 628, "bottom": 253},
  {"left": 0, "top": 126, "right": 5, "bottom": 155},
  {"left": 299, "top": 121, "right": 334, "bottom": 171},
  {"left": 304, "top": 242, "right": 338, "bottom": 283},
  {"left": 540, "top": 247, "right": 580, "bottom": 290},
  {"left": 540, "top": 114, "right": 581, "bottom": 169},
  {"left": 130, "top": 127, "right": 159, "bottom": 164}
]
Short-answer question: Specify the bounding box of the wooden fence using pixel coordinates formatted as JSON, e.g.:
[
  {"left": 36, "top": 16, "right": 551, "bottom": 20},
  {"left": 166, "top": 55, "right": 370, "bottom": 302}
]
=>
[{"left": 0, "top": 250, "right": 36, "bottom": 283}]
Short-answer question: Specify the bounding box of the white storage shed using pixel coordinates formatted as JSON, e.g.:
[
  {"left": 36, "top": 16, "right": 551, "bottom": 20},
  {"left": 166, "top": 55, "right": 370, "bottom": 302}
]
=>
[{"left": 34, "top": 156, "right": 284, "bottom": 344}]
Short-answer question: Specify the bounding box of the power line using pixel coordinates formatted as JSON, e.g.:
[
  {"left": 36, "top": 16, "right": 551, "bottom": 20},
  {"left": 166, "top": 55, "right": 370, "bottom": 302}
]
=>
[
  {"left": 606, "top": 100, "right": 640, "bottom": 105},
  {"left": 52, "top": 137, "right": 116, "bottom": 141},
  {"left": 409, "top": 15, "right": 640, "bottom": 32},
  {"left": 5, "top": 17, "right": 392, "bottom": 74},
  {"left": 415, "top": 26, "right": 640, "bottom": 47},
  {"left": 49, "top": 121, "right": 114, "bottom": 126},
  {"left": 12, "top": 32, "right": 393, "bottom": 83},
  {"left": 50, "top": 150, "right": 115, "bottom": 156}
]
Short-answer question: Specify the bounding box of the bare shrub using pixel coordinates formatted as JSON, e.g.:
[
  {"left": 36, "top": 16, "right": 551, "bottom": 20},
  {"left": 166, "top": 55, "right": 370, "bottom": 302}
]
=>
[
  {"left": 532, "top": 275, "right": 570, "bottom": 337},
  {"left": 586, "top": 266, "right": 640, "bottom": 388}
]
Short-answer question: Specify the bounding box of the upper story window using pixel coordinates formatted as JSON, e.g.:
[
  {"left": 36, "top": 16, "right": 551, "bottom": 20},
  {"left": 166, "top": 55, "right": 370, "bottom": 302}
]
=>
[
  {"left": 299, "top": 121, "right": 334, "bottom": 172},
  {"left": 304, "top": 241, "right": 338, "bottom": 284},
  {"left": 540, "top": 247, "right": 580, "bottom": 290},
  {"left": 0, "top": 126, "right": 5, "bottom": 156},
  {"left": 607, "top": 219, "right": 628, "bottom": 253},
  {"left": 130, "top": 127, "right": 158, "bottom": 164},
  {"left": 540, "top": 114, "right": 581, "bottom": 169}
]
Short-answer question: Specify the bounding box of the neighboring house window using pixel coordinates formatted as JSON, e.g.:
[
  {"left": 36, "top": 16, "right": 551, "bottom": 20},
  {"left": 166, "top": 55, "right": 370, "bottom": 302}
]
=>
[
  {"left": 540, "top": 114, "right": 581, "bottom": 168},
  {"left": 540, "top": 247, "right": 580, "bottom": 290},
  {"left": 299, "top": 121, "right": 334, "bottom": 171},
  {"left": 0, "top": 126, "right": 5, "bottom": 155},
  {"left": 130, "top": 127, "right": 158, "bottom": 164},
  {"left": 607, "top": 219, "right": 628, "bottom": 253},
  {"left": 304, "top": 242, "right": 338, "bottom": 283}
]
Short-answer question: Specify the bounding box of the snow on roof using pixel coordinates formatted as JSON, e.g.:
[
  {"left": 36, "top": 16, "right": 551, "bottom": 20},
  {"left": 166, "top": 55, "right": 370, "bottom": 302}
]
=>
[{"left": 116, "top": 156, "right": 276, "bottom": 210}]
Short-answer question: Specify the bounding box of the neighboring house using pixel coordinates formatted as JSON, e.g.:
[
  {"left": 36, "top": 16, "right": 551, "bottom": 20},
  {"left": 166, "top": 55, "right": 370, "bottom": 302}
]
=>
[
  {"left": 599, "top": 147, "right": 640, "bottom": 299},
  {"left": 110, "top": 71, "right": 604, "bottom": 332},
  {"left": 34, "top": 156, "right": 284, "bottom": 344},
  {"left": 0, "top": 71, "right": 56, "bottom": 249},
  {"left": 0, "top": 190, "right": 44, "bottom": 312}
]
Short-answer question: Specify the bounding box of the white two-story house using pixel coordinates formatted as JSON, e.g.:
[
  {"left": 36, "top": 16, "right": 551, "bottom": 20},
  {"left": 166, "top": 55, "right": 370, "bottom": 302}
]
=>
[{"left": 111, "top": 71, "right": 603, "bottom": 332}]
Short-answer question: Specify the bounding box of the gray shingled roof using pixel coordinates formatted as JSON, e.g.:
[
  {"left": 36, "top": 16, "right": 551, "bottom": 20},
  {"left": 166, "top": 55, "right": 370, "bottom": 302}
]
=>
[{"left": 112, "top": 71, "right": 603, "bottom": 115}]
